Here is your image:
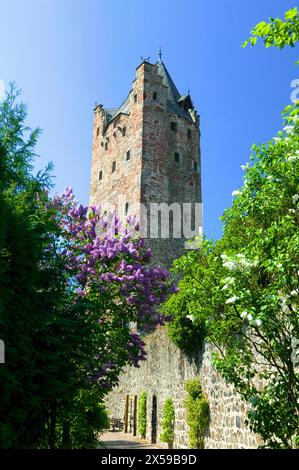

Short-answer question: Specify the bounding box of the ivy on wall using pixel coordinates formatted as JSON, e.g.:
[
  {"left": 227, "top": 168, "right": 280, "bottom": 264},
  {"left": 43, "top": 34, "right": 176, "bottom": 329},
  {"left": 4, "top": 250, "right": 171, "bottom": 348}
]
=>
[
  {"left": 137, "top": 391, "right": 147, "bottom": 439},
  {"left": 160, "top": 398, "right": 175, "bottom": 448},
  {"left": 184, "top": 378, "right": 209, "bottom": 448}
]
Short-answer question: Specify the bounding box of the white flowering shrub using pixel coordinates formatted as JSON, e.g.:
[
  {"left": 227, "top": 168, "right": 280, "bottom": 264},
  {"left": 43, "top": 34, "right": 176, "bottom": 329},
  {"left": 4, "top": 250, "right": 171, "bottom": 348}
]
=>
[
  {"left": 165, "top": 6, "right": 299, "bottom": 448},
  {"left": 166, "top": 102, "right": 299, "bottom": 448}
]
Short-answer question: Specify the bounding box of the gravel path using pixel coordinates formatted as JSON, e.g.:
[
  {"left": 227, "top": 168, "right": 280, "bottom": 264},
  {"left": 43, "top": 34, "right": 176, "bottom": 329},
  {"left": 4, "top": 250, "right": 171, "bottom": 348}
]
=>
[{"left": 98, "top": 431, "right": 161, "bottom": 449}]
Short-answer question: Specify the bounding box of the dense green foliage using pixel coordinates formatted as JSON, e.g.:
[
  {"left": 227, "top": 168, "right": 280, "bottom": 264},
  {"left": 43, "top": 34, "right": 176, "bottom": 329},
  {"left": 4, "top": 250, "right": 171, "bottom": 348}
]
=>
[
  {"left": 0, "top": 86, "right": 54, "bottom": 447},
  {"left": 243, "top": 6, "right": 299, "bottom": 55},
  {"left": 137, "top": 391, "right": 147, "bottom": 438},
  {"left": 160, "top": 398, "right": 175, "bottom": 447},
  {"left": 0, "top": 85, "right": 110, "bottom": 448},
  {"left": 184, "top": 378, "right": 209, "bottom": 449},
  {"left": 163, "top": 256, "right": 207, "bottom": 353}
]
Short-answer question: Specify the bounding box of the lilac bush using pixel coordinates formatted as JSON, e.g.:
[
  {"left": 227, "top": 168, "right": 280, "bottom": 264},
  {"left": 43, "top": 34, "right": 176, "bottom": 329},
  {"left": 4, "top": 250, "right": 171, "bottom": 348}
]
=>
[{"left": 49, "top": 187, "right": 171, "bottom": 390}]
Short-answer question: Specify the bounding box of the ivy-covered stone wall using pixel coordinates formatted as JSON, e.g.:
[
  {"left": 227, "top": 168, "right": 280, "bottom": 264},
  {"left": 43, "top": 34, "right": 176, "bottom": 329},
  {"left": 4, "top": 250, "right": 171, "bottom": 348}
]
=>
[{"left": 105, "top": 326, "right": 261, "bottom": 449}]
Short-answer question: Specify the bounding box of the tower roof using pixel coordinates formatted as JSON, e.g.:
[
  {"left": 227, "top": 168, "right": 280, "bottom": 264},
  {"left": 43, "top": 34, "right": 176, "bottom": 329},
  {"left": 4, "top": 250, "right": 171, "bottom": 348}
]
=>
[
  {"left": 102, "top": 57, "right": 195, "bottom": 126},
  {"left": 103, "top": 94, "right": 130, "bottom": 128},
  {"left": 156, "top": 59, "right": 194, "bottom": 122},
  {"left": 156, "top": 59, "right": 181, "bottom": 102}
]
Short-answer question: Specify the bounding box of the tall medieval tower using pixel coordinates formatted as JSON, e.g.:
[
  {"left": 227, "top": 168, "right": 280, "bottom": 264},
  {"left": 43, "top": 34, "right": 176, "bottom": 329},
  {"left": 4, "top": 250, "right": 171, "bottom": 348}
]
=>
[
  {"left": 89, "top": 55, "right": 260, "bottom": 450},
  {"left": 90, "top": 53, "right": 202, "bottom": 268}
]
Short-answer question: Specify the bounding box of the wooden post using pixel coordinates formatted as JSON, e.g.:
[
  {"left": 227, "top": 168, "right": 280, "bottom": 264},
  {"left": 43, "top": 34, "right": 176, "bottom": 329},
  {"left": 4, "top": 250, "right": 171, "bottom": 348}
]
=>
[
  {"left": 129, "top": 398, "right": 132, "bottom": 432},
  {"left": 133, "top": 395, "right": 137, "bottom": 436},
  {"left": 124, "top": 395, "right": 129, "bottom": 433}
]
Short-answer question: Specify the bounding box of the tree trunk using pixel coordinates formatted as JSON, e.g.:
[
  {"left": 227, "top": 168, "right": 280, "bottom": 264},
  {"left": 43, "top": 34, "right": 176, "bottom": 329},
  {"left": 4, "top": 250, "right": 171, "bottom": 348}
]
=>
[
  {"left": 62, "top": 420, "right": 71, "bottom": 448},
  {"left": 49, "top": 405, "right": 56, "bottom": 449}
]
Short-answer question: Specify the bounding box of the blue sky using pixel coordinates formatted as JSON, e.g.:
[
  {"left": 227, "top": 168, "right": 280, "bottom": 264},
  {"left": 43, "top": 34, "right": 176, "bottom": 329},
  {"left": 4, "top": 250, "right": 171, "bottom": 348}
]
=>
[{"left": 0, "top": 0, "right": 298, "bottom": 239}]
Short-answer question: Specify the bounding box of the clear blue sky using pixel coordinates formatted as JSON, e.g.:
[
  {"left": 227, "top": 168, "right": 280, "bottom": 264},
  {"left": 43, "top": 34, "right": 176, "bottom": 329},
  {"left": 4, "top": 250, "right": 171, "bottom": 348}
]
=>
[{"left": 0, "top": 0, "right": 297, "bottom": 239}]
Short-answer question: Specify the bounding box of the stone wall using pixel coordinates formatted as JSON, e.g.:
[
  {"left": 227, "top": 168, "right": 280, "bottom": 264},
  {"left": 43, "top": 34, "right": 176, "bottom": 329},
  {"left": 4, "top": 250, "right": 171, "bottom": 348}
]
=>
[
  {"left": 90, "top": 105, "right": 142, "bottom": 219},
  {"left": 105, "top": 326, "right": 260, "bottom": 449}
]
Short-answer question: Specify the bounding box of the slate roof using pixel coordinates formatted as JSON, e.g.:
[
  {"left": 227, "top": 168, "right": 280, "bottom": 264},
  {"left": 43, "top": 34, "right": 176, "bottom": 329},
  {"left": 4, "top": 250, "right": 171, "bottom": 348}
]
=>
[
  {"left": 156, "top": 59, "right": 194, "bottom": 122},
  {"left": 103, "top": 59, "right": 194, "bottom": 126},
  {"left": 156, "top": 59, "right": 181, "bottom": 102}
]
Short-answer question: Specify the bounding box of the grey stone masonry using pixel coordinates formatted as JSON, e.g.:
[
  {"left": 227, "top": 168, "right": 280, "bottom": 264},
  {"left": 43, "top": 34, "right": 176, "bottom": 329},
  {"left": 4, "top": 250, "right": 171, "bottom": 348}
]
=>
[{"left": 105, "top": 327, "right": 261, "bottom": 449}]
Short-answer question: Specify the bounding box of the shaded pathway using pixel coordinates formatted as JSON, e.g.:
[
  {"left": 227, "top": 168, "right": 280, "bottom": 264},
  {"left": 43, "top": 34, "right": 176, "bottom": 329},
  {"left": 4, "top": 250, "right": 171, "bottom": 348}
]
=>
[{"left": 98, "top": 431, "right": 161, "bottom": 449}]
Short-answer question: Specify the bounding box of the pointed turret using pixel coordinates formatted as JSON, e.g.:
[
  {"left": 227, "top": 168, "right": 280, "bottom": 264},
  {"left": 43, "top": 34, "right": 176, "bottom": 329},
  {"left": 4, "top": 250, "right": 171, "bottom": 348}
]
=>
[
  {"left": 156, "top": 57, "right": 181, "bottom": 102},
  {"left": 155, "top": 52, "right": 195, "bottom": 122}
]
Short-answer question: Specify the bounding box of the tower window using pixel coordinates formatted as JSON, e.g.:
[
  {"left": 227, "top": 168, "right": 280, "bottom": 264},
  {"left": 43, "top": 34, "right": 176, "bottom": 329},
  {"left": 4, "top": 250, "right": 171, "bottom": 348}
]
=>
[
  {"left": 105, "top": 142, "right": 108, "bottom": 150},
  {"left": 188, "top": 129, "right": 192, "bottom": 139},
  {"left": 96, "top": 127, "right": 100, "bottom": 136},
  {"left": 99, "top": 170, "right": 103, "bottom": 181},
  {"left": 101, "top": 141, "right": 104, "bottom": 147},
  {"left": 113, "top": 131, "right": 116, "bottom": 138},
  {"left": 193, "top": 161, "right": 198, "bottom": 171},
  {"left": 175, "top": 152, "right": 180, "bottom": 163},
  {"left": 134, "top": 94, "right": 137, "bottom": 103},
  {"left": 112, "top": 160, "right": 116, "bottom": 173},
  {"left": 126, "top": 150, "right": 131, "bottom": 161},
  {"left": 171, "top": 122, "right": 177, "bottom": 132},
  {"left": 125, "top": 202, "right": 129, "bottom": 215},
  {"left": 122, "top": 127, "right": 126, "bottom": 136},
  {"left": 153, "top": 92, "right": 157, "bottom": 100}
]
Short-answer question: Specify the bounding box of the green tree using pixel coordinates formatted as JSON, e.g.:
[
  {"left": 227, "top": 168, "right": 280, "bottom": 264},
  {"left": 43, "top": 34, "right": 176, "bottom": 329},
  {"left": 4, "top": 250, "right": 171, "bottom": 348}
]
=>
[
  {"left": 0, "top": 84, "right": 56, "bottom": 447},
  {"left": 213, "top": 107, "right": 299, "bottom": 447},
  {"left": 243, "top": 6, "right": 299, "bottom": 54},
  {"left": 168, "top": 108, "right": 299, "bottom": 448},
  {"left": 163, "top": 241, "right": 216, "bottom": 354},
  {"left": 0, "top": 85, "right": 103, "bottom": 449}
]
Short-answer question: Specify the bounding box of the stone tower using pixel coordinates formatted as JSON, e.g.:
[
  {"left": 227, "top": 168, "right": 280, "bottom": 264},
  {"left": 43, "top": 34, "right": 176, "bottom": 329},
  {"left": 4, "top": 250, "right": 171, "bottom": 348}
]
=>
[
  {"left": 89, "top": 55, "right": 260, "bottom": 450},
  {"left": 90, "top": 54, "right": 202, "bottom": 268}
]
